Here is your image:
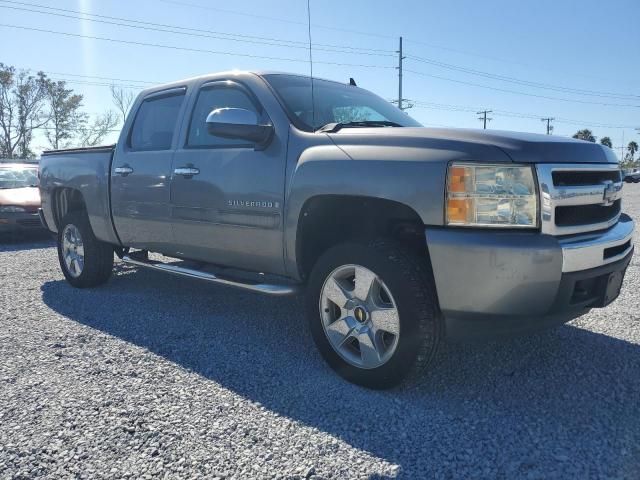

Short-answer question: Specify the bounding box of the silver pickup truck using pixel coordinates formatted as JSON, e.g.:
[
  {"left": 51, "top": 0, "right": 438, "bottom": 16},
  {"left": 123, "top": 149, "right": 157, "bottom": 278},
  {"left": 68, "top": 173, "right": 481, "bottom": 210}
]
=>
[{"left": 39, "top": 71, "right": 635, "bottom": 388}]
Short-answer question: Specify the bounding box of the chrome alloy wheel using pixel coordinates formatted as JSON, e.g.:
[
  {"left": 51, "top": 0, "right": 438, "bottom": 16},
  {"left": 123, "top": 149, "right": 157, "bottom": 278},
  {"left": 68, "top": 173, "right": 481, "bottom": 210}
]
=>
[
  {"left": 61, "top": 224, "right": 84, "bottom": 278},
  {"left": 319, "top": 264, "right": 400, "bottom": 369}
]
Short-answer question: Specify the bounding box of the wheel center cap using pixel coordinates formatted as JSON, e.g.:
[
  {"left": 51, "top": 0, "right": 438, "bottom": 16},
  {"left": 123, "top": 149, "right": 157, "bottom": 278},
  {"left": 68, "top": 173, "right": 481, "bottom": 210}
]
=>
[{"left": 354, "top": 306, "right": 368, "bottom": 323}]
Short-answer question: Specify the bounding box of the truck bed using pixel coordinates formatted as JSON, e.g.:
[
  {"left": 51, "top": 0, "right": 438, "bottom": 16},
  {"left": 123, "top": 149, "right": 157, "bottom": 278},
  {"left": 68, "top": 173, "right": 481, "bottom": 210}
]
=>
[{"left": 39, "top": 144, "right": 120, "bottom": 245}]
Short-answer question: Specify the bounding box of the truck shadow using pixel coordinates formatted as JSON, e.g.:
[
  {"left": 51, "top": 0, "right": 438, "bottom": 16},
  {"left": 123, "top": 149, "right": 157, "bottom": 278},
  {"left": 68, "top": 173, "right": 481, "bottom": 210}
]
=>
[
  {"left": 0, "top": 230, "right": 54, "bottom": 251},
  {"left": 40, "top": 264, "right": 640, "bottom": 478}
]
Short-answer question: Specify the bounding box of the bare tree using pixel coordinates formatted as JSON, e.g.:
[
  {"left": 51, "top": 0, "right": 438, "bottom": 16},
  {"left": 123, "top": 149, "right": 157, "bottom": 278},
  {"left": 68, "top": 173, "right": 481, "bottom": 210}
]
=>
[
  {"left": 110, "top": 85, "right": 135, "bottom": 125},
  {"left": 0, "top": 64, "right": 48, "bottom": 158},
  {"left": 77, "top": 110, "right": 119, "bottom": 147},
  {"left": 43, "top": 80, "right": 85, "bottom": 150}
]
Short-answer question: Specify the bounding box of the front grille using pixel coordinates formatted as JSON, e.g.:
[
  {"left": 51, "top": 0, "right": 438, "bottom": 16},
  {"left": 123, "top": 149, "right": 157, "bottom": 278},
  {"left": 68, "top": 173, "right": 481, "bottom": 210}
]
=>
[
  {"left": 555, "top": 200, "right": 621, "bottom": 227},
  {"left": 552, "top": 170, "right": 621, "bottom": 186},
  {"left": 536, "top": 163, "right": 623, "bottom": 236}
]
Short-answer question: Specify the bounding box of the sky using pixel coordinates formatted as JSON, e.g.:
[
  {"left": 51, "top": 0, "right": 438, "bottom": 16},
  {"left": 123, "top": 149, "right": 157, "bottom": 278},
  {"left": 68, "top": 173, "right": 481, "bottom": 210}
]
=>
[{"left": 1, "top": 0, "right": 639, "bottom": 158}]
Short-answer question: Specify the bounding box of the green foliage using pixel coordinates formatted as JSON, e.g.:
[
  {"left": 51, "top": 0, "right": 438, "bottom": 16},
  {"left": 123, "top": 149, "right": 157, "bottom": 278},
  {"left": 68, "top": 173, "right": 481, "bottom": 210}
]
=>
[
  {"left": 600, "top": 136, "right": 613, "bottom": 148},
  {"left": 43, "top": 80, "right": 85, "bottom": 150},
  {"left": 572, "top": 129, "right": 596, "bottom": 142}
]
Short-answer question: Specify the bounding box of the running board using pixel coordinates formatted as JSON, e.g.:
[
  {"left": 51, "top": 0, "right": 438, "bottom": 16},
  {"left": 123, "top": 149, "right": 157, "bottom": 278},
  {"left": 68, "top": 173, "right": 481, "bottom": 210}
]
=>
[{"left": 121, "top": 255, "right": 299, "bottom": 296}]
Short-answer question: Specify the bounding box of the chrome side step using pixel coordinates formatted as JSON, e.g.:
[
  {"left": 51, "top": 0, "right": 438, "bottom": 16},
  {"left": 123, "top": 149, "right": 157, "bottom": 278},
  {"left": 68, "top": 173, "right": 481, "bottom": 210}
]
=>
[{"left": 121, "top": 255, "right": 299, "bottom": 296}]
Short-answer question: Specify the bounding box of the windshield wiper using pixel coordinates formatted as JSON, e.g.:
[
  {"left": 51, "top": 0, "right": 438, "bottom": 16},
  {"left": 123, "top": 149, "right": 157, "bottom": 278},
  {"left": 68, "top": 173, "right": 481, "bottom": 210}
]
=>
[{"left": 317, "top": 121, "right": 402, "bottom": 133}]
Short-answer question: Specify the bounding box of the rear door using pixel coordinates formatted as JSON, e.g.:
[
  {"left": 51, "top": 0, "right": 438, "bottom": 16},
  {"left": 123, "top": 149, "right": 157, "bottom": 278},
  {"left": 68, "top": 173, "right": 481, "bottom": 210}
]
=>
[
  {"left": 111, "top": 88, "right": 187, "bottom": 251},
  {"left": 169, "top": 80, "right": 287, "bottom": 274}
]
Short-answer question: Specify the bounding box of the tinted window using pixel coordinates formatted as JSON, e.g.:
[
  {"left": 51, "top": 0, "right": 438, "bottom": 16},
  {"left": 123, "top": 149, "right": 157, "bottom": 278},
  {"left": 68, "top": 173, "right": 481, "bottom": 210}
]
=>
[
  {"left": 187, "top": 85, "right": 259, "bottom": 148},
  {"left": 263, "top": 74, "right": 421, "bottom": 130},
  {"left": 129, "top": 92, "right": 185, "bottom": 151}
]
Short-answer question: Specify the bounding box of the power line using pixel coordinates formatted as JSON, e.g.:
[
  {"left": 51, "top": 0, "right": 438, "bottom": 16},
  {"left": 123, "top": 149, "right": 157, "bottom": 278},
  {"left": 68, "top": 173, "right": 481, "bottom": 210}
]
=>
[
  {"left": 410, "top": 101, "right": 637, "bottom": 129},
  {"left": 0, "top": 23, "right": 394, "bottom": 70},
  {"left": 405, "top": 54, "right": 639, "bottom": 100},
  {"left": 403, "top": 69, "right": 640, "bottom": 108},
  {"left": 153, "top": 0, "right": 637, "bottom": 89},
  {"left": 156, "top": 0, "right": 400, "bottom": 41},
  {"left": 0, "top": 1, "right": 395, "bottom": 57}
]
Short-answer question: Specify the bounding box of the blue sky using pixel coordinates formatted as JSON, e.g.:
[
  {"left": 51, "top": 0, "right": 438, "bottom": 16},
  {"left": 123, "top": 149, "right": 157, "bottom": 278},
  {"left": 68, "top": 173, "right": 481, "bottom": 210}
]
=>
[{"left": 1, "top": 0, "right": 639, "bottom": 157}]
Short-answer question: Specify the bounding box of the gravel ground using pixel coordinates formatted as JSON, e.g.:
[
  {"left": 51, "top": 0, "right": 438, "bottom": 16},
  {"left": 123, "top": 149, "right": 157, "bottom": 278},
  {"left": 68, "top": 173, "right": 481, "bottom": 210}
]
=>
[{"left": 1, "top": 185, "right": 639, "bottom": 479}]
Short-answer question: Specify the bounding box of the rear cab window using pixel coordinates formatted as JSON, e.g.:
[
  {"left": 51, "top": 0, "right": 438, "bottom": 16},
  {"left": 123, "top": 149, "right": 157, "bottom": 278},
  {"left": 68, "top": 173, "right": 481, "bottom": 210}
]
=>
[{"left": 128, "top": 90, "right": 186, "bottom": 151}]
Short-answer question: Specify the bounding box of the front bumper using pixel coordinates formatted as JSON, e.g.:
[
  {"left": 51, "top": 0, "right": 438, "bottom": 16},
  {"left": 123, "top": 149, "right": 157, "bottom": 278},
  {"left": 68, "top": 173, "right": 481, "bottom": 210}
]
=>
[
  {"left": 0, "top": 211, "right": 44, "bottom": 232},
  {"left": 425, "top": 214, "right": 635, "bottom": 340}
]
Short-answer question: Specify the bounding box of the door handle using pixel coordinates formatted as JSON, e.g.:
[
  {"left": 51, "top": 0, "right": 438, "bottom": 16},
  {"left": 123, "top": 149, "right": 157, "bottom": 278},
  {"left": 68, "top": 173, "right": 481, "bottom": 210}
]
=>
[
  {"left": 174, "top": 167, "right": 200, "bottom": 177},
  {"left": 114, "top": 166, "right": 134, "bottom": 176}
]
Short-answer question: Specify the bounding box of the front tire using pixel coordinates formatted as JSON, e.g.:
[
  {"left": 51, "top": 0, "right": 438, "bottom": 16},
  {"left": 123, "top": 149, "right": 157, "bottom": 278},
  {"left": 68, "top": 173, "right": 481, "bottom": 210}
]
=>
[
  {"left": 306, "top": 240, "right": 442, "bottom": 389},
  {"left": 57, "top": 212, "right": 114, "bottom": 288}
]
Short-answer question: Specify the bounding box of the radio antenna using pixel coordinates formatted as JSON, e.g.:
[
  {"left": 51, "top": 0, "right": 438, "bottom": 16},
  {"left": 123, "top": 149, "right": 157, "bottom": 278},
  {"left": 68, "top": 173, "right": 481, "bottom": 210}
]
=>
[{"left": 306, "top": 0, "right": 316, "bottom": 131}]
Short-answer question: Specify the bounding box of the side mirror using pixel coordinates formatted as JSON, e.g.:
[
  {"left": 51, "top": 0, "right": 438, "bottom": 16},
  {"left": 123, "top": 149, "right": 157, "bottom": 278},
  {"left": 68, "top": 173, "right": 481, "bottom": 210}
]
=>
[{"left": 206, "top": 108, "right": 273, "bottom": 147}]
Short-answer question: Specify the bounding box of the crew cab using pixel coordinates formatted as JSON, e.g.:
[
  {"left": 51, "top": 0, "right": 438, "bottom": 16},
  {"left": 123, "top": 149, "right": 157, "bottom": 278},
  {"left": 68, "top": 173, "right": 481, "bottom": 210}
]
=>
[{"left": 39, "top": 71, "right": 635, "bottom": 388}]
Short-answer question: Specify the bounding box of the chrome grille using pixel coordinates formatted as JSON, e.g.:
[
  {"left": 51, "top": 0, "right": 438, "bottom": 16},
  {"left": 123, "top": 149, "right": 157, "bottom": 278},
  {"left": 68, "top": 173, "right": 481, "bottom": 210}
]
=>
[{"left": 536, "top": 163, "right": 623, "bottom": 236}]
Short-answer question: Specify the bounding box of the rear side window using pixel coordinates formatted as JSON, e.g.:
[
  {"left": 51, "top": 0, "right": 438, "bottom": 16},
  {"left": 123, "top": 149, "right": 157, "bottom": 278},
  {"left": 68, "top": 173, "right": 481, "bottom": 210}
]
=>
[
  {"left": 129, "top": 92, "right": 185, "bottom": 151},
  {"left": 187, "top": 85, "right": 260, "bottom": 148}
]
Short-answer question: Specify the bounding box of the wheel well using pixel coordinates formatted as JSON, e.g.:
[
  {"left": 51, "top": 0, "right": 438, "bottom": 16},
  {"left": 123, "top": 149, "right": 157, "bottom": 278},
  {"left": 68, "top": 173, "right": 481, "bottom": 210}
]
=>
[
  {"left": 296, "top": 195, "right": 427, "bottom": 280},
  {"left": 51, "top": 188, "right": 87, "bottom": 230}
]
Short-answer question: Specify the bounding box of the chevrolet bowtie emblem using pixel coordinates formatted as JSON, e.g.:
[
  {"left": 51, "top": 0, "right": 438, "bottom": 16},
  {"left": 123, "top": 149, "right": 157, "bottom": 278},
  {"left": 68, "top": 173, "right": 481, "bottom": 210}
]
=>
[{"left": 602, "top": 181, "right": 618, "bottom": 206}]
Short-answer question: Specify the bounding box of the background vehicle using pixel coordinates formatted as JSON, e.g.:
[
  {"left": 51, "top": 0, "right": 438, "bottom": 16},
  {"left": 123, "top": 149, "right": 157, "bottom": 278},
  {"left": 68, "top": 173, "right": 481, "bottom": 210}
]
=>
[
  {"left": 623, "top": 169, "right": 640, "bottom": 183},
  {"left": 38, "top": 71, "right": 635, "bottom": 388},
  {"left": 0, "top": 163, "right": 44, "bottom": 234}
]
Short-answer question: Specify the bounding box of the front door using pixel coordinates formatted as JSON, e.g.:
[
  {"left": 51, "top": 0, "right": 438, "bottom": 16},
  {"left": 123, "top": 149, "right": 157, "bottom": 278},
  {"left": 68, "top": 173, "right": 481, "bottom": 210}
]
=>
[
  {"left": 111, "top": 88, "right": 186, "bottom": 251},
  {"left": 170, "top": 80, "right": 286, "bottom": 274}
]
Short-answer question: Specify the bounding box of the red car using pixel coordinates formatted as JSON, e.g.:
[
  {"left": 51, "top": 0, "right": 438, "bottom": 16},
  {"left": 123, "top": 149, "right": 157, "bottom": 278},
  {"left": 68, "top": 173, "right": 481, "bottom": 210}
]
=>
[{"left": 0, "top": 163, "right": 43, "bottom": 233}]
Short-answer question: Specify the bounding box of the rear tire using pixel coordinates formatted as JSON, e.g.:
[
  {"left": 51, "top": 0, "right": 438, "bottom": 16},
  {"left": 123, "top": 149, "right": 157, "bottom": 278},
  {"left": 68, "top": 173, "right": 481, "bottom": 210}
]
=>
[
  {"left": 306, "top": 240, "right": 442, "bottom": 389},
  {"left": 57, "top": 212, "right": 113, "bottom": 288}
]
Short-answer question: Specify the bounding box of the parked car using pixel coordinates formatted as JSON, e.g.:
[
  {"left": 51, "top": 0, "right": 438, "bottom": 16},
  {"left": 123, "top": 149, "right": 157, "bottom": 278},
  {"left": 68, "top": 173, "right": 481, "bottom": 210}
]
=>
[
  {"left": 39, "top": 71, "right": 635, "bottom": 388},
  {"left": 0, "top": 163, "right": 43, "bottom": 233},
  {"left": 623, "top": 169, "right": 640, "bottom": 183}
]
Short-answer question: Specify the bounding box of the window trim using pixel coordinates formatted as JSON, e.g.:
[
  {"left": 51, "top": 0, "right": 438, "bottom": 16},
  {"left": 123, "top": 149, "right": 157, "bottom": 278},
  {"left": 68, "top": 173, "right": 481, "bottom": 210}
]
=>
[
  {"left": 126, "top": 87, "right": 187, "bottom": 152},
  {"left": 184, "top": 80, "right": 267, "bottom": 150}
]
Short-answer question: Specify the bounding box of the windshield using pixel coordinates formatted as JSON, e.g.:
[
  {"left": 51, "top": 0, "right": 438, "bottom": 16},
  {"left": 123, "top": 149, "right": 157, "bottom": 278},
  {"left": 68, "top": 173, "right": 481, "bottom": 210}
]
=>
[
  {"left": 0, "top": 166, "right": 39, "bottom": 189},
  {"left": 263, "top": 74, "right": 422, "bottom": 131}
]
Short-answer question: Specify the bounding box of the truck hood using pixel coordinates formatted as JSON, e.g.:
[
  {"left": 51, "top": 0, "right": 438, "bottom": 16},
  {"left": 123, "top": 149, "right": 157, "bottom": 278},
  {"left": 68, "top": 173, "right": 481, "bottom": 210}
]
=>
[
  {"left": 0, "top": 186, "right": 41, "bottom": 211},
  {"left": 327, "top": 127, "right": 617, "bottom": 164}
]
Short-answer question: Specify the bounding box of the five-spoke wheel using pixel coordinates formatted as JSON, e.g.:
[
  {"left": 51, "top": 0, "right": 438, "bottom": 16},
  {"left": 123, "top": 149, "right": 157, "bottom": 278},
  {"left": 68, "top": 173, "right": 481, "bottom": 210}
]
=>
[
  {"left": 320, "top": 264, "right": 400, "bottom": 369},
  {"left": 307, "top": 241, "right": 442, "bottom": 389}
]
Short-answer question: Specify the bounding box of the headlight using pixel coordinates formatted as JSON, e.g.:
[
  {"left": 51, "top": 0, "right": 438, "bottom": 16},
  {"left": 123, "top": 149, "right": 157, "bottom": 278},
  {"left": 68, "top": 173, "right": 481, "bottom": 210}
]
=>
[
  {"left": 0, "top": 205, "right": 26, "bottom": 213},
  {"left": 446, "top": 163, "right": 538, "bottom": 228}
]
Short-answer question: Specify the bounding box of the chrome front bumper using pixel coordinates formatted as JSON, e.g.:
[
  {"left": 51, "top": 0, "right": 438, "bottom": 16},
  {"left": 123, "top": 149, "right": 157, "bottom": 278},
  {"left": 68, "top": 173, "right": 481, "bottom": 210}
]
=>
[{"left": 560, "top": 214, "right": 635, "bottom": 272}]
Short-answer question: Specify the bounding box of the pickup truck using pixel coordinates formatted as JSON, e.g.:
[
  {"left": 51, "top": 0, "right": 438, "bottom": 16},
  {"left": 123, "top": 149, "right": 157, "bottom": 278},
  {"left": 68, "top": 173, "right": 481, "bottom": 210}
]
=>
[{"left": 39, "top": 71, "right": 635, "bottom": 388}]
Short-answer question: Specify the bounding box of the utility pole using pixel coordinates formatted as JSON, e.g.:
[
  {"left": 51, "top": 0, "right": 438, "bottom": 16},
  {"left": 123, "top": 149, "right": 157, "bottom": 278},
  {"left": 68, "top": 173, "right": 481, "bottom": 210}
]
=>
[
  {"left": 397, "top": 36, "right": 405, "bottom": 110},
  {"left": 477, "top": 110, "right": 492, "bottom": 129},
  {"left": 541, "top": 117, "right": 554, "bottom": 135}
]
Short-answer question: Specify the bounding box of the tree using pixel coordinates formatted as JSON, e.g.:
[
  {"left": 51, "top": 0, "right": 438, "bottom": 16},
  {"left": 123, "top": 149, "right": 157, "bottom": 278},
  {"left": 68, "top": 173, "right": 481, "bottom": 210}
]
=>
[
  {"left": 77, "top": 111, "right": 119, "bottom": 147},
  {"left": 110, "top": 85, "right": 135, "bottom": 125},
  {"left": 628, "top": 141, "right": 638, "bottom": 161},
  {"left": 0, "top": 64, "right": 48, "bottom": 158},
  {"left": 600, "top": 136, "right": 613, "bottom": 148},
  {"left": 572, "top": 129, "right": 596, "bottom": 142},
  {"left": 43, "top": 80, "right": 85, "bottom": 150}
]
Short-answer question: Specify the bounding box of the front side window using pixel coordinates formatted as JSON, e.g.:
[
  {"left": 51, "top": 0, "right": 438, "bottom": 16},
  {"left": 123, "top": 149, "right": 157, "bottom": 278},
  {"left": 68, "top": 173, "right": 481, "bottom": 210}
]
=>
[
  {"left": 0, "top": 166, "right": 38, "bottom": 189},
  {"left": 129, "top": 92, "right": 185, "bottom": 151},
  {"left": 187, "top": 85, "right": 260, "bottom": 148}
]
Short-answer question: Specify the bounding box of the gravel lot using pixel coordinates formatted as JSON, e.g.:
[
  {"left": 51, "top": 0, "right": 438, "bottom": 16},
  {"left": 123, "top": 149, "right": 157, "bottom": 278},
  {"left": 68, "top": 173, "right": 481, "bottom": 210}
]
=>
[{"left": 1, "top": 185, "right": 639, "bottom": 479}]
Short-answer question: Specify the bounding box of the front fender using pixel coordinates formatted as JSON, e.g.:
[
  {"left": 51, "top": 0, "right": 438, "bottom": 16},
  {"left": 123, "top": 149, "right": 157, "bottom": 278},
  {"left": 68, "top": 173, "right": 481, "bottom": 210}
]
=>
[{"left": 283, "top": 144, "right": 449, "bottom": 279}]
